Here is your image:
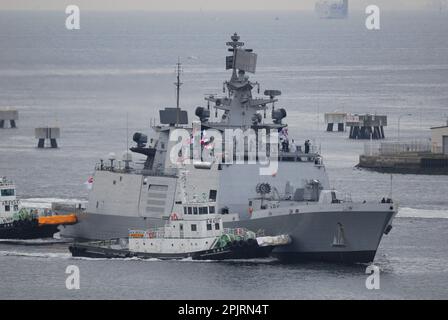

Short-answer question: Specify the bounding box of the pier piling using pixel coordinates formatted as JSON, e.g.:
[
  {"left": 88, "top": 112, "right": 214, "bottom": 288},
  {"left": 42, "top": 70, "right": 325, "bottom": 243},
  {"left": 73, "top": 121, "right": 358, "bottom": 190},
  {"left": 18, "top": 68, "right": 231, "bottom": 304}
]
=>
[
  {"left": 0, "top": 109, "right": 19, "bottom": 128},
  {"left": 346, "top": 114, "right": 387, "bottom": 140},
  {"left": 35, "top": 127, "right": 61, "bottom": 148},
  {"left": 324, "top": 112, "right": 346, "bottom": 132}
]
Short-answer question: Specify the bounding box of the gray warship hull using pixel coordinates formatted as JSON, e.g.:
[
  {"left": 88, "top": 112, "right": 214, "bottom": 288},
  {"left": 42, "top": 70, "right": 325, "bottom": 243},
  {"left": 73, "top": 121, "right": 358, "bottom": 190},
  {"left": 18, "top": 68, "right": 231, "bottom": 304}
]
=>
[
  {"left": 60, "top": 208, "right": 394, "bottom": 263},
  {"left": 226, "top": 210, "right": 394, "bottom": 263}
]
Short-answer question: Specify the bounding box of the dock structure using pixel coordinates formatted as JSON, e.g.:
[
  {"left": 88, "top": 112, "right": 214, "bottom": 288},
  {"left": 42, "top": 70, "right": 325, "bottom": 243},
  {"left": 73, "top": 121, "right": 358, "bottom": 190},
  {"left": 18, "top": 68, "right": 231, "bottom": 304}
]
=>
[
  {"left": 346, "top": 114, "right": 387, "bottom": 140},
  {"left": 324, "top": 112, "right": 346, "bottom": 132},
  {"left": 0, "top": 108, "right": 19, "bottom": 129},
  {"left": 35, "top": 127, "right": 60, "bottom": 148},
  {"left": 430, "top": 124, "right": 448, "bottom": 155}
]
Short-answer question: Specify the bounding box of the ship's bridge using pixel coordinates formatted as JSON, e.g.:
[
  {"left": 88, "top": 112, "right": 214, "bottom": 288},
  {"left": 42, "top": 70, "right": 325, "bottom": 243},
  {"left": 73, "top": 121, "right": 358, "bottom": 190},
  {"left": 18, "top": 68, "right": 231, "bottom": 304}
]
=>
[{"left": 0, "top": 177, "right": 20, "bottom": 218}]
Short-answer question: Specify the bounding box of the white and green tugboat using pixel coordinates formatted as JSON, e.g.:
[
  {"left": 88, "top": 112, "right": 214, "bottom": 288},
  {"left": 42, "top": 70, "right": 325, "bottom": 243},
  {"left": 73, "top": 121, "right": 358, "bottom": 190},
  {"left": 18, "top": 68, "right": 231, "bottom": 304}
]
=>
[{"left": 69, "top": 201, "right": 291, "bottom": 260}]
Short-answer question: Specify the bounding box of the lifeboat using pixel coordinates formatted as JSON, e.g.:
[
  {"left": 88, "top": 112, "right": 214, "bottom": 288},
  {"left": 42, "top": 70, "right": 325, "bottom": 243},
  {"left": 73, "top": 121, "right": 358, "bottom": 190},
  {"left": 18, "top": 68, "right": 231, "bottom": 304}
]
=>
[{"left": 38, "top": 214, "right": 77, "bottom": 226}]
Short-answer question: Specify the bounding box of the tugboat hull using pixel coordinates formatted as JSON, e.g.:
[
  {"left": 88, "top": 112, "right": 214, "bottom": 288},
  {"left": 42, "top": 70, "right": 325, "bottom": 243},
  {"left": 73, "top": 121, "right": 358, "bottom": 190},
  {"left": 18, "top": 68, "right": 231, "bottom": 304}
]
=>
[{"left": 69, "top": 239, "right": 274, "bottom": 261}]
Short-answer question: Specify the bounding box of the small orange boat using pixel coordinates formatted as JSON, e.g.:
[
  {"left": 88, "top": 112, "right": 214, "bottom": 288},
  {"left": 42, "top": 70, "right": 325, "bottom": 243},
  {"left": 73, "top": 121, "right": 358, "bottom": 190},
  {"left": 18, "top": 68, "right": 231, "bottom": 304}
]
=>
[{"left": 38, "top": 214, "right": 78, "bottom": 226}]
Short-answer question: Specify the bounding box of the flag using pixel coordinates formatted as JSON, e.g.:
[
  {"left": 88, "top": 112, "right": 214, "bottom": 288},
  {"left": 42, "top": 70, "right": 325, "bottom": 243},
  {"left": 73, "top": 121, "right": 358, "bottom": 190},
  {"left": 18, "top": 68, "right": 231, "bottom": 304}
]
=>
[{"left": 84, "top": 176, "right": 94, "bottom": 190}]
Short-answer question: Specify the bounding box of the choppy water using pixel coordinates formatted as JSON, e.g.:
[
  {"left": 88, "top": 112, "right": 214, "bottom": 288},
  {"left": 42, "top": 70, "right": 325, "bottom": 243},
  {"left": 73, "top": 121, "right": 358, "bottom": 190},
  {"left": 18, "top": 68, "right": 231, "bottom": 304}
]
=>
[{"left": 0, "top": 10, "right": 448, "bottom": 299}]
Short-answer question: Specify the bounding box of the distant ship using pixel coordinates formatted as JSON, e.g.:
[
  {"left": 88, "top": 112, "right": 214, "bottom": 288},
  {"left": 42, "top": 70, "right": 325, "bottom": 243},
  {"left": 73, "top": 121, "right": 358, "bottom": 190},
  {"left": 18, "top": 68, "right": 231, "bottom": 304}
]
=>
[{"left": 315, "top": 0, "right": 348, "bottom": 19}]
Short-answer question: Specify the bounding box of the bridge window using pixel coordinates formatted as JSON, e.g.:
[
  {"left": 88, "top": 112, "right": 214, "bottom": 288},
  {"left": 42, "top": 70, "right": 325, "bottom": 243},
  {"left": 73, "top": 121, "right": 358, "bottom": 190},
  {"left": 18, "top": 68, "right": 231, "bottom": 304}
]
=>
[
  {"left": 1, "top": 189, "right": 15, "bottom": 196},
  {"left": 215, "top": 223, "right": 220, "bottom": 230},
  {"left": 183, "top": 207, "right": 187, "bottom": 215},
  {"left": 199, "top": 207, "right": 208, "bottom": 215},
  {"left": 187, "top": 207, "right": 192, "bottom": 215},
  {"left": 193, "top": 207, "right": 198, "bottom": 215},
  {"left": 5, "top": 205, "right": 10, "bottom": 212},
  {"left": 148, "top": 184, "right": 168, "bottom": 192},
  {"left": 207, "top": 224, "right": 212, "bottom": 231},
  {"left": 191, "top": 224, "right": 197, "bottom": 231},
  {"left": 209, "top": 206, "right": 215, "bottom": 214},
  {"left": 209, "top": 190, "right": 217, "bottom": 201}
]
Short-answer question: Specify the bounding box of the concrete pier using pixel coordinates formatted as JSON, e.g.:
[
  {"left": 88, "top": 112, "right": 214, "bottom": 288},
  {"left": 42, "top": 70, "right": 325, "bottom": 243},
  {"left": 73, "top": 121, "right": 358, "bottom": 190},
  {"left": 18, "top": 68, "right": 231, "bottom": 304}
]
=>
[
  {"left": 346, "top": 114, "right": 387, "bottom": 140},
  {"left": 324, "top": 112, "right": 346, "bottom": 132},
  {"left": 358, "top": 140, "right": 448, "bottom": 174},
  {"left": 359, "top": 153, "right": 448, "bottom": 174},
  {"left": 0, "top": 108, "right": 19, "bottom": 128},
  {"left": 35, "top": 127, "right": 60, "bottom": 148}
]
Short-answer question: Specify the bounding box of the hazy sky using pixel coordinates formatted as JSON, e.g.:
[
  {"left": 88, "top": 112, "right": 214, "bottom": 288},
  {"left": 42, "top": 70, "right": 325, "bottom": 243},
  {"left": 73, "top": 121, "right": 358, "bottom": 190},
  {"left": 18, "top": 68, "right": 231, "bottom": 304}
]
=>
[{"left": 0, "top": 0, "right": 431, "bottom": 11}]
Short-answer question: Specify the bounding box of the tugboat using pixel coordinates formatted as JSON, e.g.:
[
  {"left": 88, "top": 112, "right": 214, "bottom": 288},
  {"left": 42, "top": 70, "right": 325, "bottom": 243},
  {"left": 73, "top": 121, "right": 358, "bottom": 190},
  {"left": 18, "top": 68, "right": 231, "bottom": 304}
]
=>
[
  {"left": 0, "top": 177, "right": 78, "bottom": 239},
  {"left": 69, "top": 201, "right": 291, "bottom": 260}
]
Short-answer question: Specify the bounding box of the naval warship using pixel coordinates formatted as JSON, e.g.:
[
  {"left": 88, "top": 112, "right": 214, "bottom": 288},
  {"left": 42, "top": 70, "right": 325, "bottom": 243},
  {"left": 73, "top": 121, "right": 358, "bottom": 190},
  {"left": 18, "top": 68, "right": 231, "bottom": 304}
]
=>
[{"left": 59, "top": 33, "right": 397, "bottom": 263}]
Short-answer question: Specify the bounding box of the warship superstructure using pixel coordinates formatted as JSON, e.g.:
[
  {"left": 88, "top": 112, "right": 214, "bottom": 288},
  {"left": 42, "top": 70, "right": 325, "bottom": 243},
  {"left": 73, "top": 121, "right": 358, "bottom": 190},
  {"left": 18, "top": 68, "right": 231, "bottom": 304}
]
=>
[{"left": 60, "top": 33, "right": 397, "bottom": 263}]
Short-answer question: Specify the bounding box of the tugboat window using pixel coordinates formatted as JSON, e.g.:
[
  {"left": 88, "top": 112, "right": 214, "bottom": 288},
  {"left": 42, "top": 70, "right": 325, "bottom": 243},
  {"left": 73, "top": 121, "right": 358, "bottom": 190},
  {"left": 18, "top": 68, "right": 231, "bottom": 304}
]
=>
[
  {"left": 207, "top": 224, "right": 212, "bottom": 231},
  {"left": 191, "top": 224, "right": 197, "bottom": 231},
  {"left": 1, "top": 189, "right": 15, "bottom": 196},
  {"left": 209, "top": 190, "right": 217, "bottom": 201},
  {"left": 209, "top": 206, "right": 215, "bottom": 214},
  {"left": 193, "top": 207, "right": 198, "bottom": 215}
]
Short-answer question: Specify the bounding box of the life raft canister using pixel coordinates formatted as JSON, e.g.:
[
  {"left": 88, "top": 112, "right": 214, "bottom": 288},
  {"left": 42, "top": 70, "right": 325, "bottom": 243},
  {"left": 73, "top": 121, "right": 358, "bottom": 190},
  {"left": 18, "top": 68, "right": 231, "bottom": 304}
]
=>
[{"left": 236, "top": 228, "right": 244, "bottom": 236}]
